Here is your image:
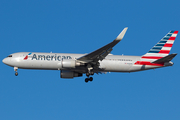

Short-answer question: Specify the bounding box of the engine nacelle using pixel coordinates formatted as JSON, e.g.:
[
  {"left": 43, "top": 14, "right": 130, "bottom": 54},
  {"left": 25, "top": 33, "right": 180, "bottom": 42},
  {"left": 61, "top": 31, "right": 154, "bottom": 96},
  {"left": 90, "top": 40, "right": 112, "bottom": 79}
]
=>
[
  {"left": 60, "top": 70, "right": 83, "bottom": 78},
  {"left": 61, "top": 59, "right": 81, "bottom": 68}
]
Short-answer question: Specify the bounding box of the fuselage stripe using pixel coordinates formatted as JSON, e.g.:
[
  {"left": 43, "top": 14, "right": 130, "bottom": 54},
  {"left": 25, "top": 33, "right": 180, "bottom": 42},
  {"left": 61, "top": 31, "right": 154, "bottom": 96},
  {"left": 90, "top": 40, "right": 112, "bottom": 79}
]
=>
[{"left": 134, "top": 61, "right": 164, "bottom": 66}]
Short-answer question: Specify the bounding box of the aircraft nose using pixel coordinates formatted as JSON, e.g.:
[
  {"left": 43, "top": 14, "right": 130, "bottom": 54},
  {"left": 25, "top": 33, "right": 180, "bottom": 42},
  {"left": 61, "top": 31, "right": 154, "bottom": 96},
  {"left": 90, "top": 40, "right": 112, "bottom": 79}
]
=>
[{"left": 2, "top": 58, "right": 8, "bottom": 64}]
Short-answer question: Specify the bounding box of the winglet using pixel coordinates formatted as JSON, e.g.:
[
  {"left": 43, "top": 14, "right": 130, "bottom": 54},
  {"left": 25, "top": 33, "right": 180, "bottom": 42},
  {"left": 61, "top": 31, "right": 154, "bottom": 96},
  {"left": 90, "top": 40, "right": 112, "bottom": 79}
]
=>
[{"left": 115, "top": 27, "right": 128, "bottom": 41}]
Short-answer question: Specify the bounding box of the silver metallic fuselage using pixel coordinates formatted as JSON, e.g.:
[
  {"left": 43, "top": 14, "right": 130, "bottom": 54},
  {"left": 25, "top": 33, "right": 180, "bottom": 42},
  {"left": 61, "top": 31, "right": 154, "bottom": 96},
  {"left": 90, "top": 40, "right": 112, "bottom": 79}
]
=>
[{"left": 2, "top": 52, "right": 167, "bottom": 73}]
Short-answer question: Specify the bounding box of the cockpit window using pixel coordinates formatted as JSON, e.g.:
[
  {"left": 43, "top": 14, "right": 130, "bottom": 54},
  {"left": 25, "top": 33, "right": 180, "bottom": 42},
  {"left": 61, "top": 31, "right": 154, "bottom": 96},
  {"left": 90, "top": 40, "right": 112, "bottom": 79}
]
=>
[{"left": 7, "top": 55, "right": 12, "bottom": 57}]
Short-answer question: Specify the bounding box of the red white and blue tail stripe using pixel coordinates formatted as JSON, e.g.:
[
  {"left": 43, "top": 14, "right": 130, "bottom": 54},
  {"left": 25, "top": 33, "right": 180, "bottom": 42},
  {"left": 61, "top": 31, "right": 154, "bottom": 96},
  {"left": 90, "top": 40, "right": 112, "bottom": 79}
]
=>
[
  {"left": 142, "top": 30, "right": 178, "bottom": 61},
  {"left": 134, "top": 30, "right": 178, "bottom": 66}
]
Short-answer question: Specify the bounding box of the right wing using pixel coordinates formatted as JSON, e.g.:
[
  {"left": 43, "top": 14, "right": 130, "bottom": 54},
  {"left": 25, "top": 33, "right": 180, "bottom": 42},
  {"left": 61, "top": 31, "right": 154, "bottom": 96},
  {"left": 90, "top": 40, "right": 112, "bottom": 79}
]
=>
[{"left": 77, "top": 27, "right": 128, "bottom": 63}]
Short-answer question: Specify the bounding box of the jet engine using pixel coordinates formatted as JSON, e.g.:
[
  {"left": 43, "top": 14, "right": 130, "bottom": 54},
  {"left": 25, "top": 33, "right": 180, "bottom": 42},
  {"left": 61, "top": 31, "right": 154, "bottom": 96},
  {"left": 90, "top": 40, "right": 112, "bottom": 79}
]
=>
[
  {"left": 61, "top": 59, "right": 81, "bottom": 68},
  {"left": 60, "top": 70, "right": 83, "bottom": 78}
]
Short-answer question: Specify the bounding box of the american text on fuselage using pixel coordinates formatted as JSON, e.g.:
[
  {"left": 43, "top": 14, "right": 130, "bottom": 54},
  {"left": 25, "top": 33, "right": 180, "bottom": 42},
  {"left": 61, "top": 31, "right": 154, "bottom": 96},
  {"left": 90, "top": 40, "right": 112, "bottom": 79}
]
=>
[{"left": 31, "top": 54, "right": 72, "bottom": 61}]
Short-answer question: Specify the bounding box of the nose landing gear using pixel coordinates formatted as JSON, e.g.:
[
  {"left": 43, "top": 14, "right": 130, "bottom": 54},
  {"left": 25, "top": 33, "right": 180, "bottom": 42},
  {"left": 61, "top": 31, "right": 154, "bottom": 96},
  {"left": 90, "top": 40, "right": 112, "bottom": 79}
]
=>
[
  {"left": 14, "top": 67, "right": 18, "bottom": 76},
  {"left": 15, "top": 72, "right": 18, "bottom": 76}
]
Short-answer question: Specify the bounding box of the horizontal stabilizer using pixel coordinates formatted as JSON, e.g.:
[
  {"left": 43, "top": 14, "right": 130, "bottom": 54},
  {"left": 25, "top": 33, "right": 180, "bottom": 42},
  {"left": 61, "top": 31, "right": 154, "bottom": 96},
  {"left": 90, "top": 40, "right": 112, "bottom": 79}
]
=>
[{"left": 152, "top": 53, "right": 177, "bottom": 64}]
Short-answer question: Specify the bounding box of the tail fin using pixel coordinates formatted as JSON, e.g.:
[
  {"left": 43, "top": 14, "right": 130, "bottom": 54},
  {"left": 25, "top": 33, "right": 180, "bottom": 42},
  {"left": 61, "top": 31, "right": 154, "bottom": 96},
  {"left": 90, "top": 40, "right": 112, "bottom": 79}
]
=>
[{"left": 142, "top": 30, "right": 178, "bottom": 61}]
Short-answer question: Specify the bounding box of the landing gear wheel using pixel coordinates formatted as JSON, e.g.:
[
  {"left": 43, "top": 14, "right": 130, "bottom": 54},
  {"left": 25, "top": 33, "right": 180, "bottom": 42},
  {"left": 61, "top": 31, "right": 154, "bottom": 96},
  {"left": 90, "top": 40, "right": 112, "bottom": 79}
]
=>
[
  {"left": 14, "top": 67, "right": 18, "bottom": 76},
  {"left": 85, "top": 78, "right": 89, "bottom": 83},
  {"left": 89, "top": 77, "right": 93, "bottom": 81},
  {"left": 90, "top": 71, "right": 94, "bottom": 75},
  {"left": 86, "top": 73, "right": 90, "bottom": 77},
  {"left": 15, "top": 72, "right": 18, "bottom": 76},
  {"left": 85, "top": 77, "right": 93, "bottom": 83}
]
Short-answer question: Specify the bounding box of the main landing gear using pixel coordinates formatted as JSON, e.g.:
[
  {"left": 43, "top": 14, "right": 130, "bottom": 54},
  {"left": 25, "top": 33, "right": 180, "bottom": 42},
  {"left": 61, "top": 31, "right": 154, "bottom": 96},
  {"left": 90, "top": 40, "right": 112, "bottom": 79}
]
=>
[
  {"left": 85, "top": 77, "right": 93, "bottom": 83},
  {"left": 14, "top": 67, "right": 18, "bottom": 76},
  {"left": 85, "top": 71, "right": 94, "bottom": 83},
  {"left": 84, "top": 64, "right": 96, "bottom": 83}
]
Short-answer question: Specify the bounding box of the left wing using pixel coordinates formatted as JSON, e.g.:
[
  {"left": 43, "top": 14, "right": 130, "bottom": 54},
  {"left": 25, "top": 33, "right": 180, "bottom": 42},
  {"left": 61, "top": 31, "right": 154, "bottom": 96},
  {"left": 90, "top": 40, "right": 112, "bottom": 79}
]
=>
[{"left": 77, "top": 27, "right": 128, "bottom": 63}]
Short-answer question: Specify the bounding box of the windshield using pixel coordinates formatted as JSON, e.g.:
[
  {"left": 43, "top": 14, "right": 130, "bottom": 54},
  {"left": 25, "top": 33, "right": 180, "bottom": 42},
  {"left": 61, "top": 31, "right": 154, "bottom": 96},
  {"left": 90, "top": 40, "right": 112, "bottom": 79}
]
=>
[{"left": 7, "top": 55, "right": 12, "bottom": 57}]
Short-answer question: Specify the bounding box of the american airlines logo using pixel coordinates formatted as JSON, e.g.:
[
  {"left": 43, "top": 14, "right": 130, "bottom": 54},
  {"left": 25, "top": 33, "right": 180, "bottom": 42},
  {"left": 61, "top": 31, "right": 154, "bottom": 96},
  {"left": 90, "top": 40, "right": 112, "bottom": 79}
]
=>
[
  {"left": 24, "top": 53, "right": 32, "bottom": 60},
  {"left": 30, "top": 54, "right": 72, "bottom": 61}
]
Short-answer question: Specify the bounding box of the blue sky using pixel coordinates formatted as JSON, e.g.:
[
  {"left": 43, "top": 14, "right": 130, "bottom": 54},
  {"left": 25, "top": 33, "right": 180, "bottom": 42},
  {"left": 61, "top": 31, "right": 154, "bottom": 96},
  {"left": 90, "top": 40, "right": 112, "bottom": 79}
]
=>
[{"left": 0, "top": 0, "right": 180, "bottom": 119}]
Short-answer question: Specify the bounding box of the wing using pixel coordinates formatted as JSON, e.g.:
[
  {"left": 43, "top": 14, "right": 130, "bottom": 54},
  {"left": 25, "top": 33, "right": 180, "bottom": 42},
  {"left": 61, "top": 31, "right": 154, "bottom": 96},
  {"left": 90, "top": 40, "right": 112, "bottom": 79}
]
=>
[{"left": 77, "top": 27, "right": 128, "bottom": 63}]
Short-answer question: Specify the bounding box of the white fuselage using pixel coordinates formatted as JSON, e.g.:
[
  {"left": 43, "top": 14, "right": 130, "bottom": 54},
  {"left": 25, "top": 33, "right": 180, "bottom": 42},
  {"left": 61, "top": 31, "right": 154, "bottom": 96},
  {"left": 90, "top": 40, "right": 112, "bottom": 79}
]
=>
[{"left": 2, "top": 52, "right": 167, "bottom": 73}]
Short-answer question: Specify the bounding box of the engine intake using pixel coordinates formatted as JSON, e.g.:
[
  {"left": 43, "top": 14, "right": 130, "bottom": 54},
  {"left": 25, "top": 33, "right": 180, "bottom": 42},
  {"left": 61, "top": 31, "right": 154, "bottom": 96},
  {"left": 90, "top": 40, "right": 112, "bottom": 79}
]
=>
[{"left": 60, "top": 70, "right": 82, "bottom": 78}]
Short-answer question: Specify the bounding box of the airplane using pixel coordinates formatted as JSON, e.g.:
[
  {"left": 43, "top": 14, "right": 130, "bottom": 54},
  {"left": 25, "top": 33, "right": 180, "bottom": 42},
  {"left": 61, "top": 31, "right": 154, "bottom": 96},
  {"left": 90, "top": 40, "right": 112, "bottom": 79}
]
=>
[{"left": 2, "top": 28, "right": 178, "bottom": 82}]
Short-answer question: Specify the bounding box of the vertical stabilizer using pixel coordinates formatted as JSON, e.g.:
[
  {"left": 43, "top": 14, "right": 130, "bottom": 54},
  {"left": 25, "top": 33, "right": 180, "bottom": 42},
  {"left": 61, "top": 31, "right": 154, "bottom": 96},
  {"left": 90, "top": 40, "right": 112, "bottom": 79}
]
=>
[{"left": 142, "top": 30, "right": 178, "bottom": 61}]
